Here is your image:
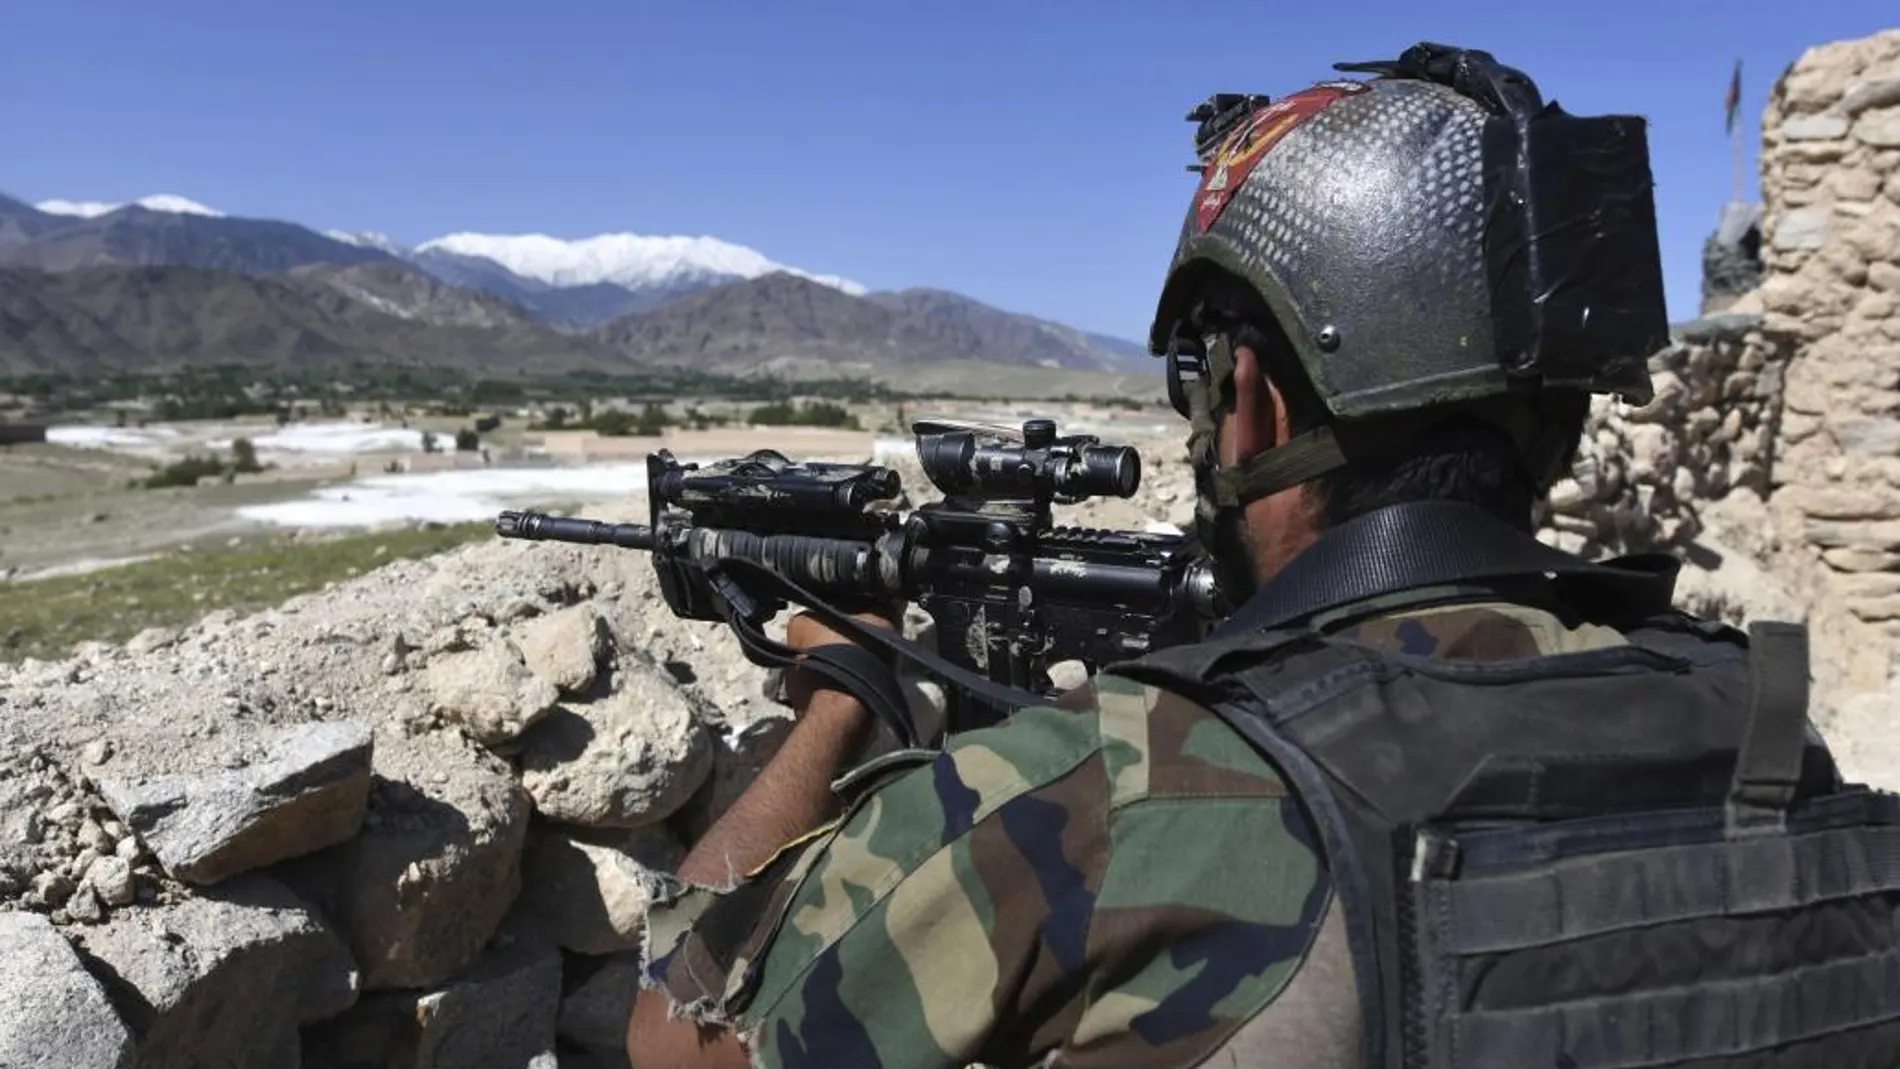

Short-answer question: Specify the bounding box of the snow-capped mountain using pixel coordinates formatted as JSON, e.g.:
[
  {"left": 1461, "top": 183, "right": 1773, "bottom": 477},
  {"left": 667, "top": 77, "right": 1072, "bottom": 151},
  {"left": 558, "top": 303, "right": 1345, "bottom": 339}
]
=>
[
  {"left": 4, "top": 187, "right": 1154, "bottom": 373},
  {"left": 16, "top": 192, "right": 870, "bottom": 324},
  {"left": 36, "top": 194, "right": 225, "bottom": 219},
  {"left": 317, "top": 227, "right": 868, "bottom": 324},
  {"left": 416, "top": 232, "right": 867, "bottom": 296},
  {"left": 323, "top": 230, "right": 408, "bottom": 255},
  {"left": 25, "top": 197, "right": 864, "bottom": 303},
  {"left": 3, "top": 193, "right": 398, "bottom": 275}
]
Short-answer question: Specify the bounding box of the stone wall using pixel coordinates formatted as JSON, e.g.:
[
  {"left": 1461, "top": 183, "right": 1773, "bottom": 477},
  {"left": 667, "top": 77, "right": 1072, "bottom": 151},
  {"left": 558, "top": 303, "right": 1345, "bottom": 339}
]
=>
[
  {"left": 0, "top": 521, "right": 803, "bottom": 1069},
  {"left": 1538, "top": 313, "right": 1790, "bottom": 569},
  {"left": 1535, "top": 29, "right": 1900, "bottom": 725},
  {"left": 1755, "top": 29, "right": 1900, "bottom": 700}
]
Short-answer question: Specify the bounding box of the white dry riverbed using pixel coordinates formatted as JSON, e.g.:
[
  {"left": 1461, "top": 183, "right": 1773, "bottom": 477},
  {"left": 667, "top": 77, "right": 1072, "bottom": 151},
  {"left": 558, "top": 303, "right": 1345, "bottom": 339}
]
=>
[
  {"left": 44, "top": 421, "right": 647, "bottom": 533},
  {"left": 41, "top": 407, "right": 1179, "bottom": 536}
]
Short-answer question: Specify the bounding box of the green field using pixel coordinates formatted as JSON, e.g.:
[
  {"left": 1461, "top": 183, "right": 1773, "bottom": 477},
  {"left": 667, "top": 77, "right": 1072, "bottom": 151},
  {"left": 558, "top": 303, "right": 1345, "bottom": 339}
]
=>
[{"left": 0, "top": 522, "right": 496, "bottom": 664}]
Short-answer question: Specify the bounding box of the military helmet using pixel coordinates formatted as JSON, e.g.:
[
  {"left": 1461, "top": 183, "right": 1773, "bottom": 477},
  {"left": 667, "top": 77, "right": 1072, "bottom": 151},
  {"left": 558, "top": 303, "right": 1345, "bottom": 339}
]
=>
[{"left": 1151, "top": 43, "right": 1667, "bottom": 501}]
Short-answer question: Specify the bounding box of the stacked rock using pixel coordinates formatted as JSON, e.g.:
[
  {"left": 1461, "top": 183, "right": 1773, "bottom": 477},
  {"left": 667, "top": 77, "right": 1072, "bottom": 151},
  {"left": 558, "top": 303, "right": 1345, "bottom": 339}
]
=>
[
  {"left": 1758, "top": 30, "right": 1900, "bottom": 636},
  {"left": 1536, "top": 313, "right": 1791, "bottom": 561},
  {"left": 0, "top": 512, "right": 790, "bottom": 1069}
]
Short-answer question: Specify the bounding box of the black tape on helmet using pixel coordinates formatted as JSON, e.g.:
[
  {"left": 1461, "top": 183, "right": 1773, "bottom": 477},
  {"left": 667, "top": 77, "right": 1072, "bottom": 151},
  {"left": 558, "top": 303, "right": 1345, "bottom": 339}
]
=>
[
  {"left": 1334, "top": 42, "right": 1664, "bottom": 402},
  {"left": 1483, "top": 105, "right": 1663, "bottom": 398}
]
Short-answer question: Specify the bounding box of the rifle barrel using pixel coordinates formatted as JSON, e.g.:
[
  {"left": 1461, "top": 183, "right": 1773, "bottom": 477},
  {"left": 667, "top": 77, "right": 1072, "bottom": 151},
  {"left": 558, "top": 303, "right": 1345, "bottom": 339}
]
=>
[{"left": 495, "top": 510, "right": 655, "bottom": 551}]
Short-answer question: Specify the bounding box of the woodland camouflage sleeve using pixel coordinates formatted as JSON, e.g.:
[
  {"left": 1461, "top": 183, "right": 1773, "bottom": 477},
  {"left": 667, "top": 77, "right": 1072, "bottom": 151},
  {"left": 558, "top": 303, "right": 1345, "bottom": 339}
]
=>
[{"left": 643, "top": 675, "right": 1332, "bottom": 1069}]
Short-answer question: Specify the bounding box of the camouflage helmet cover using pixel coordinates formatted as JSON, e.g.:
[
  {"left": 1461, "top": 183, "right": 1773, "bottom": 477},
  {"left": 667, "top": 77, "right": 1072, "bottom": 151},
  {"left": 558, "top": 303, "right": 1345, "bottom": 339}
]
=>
[{"left": 1150, "top": 45, "right": 1666, "bottom": 421}]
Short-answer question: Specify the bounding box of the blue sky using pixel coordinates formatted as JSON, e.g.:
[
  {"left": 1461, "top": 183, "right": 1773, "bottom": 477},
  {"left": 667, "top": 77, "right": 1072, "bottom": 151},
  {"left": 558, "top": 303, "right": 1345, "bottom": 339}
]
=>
[{"left": 5, "top": 0, "right": 1895, "bottom": 341}]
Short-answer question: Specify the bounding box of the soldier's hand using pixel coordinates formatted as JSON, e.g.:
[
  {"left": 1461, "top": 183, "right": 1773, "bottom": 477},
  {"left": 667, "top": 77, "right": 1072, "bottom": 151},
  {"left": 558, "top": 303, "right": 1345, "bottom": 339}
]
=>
[{"left": 785, "top": 605, "right": 902, "bottom": 653}]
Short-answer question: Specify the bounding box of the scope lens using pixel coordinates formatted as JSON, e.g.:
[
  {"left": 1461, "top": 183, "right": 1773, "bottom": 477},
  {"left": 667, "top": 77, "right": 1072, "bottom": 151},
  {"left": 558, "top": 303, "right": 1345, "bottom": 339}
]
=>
[
  {"left": 915, "top": 434, "right": 976, "bottom": 491},
  {"left": 1080, "top": 446, "right": 1140, "bottom": 498}
]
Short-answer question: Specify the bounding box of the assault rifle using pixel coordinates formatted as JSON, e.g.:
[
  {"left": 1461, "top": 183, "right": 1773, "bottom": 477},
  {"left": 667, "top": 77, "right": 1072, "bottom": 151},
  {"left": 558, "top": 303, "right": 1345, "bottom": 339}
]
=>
[{"left": 494, "top": 418, "right": 1218, "bottom": 742}]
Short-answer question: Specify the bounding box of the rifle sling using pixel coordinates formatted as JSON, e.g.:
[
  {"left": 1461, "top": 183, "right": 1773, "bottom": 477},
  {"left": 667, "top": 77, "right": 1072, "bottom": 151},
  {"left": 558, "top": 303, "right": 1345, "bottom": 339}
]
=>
[
  {"left": 708, "top": 557, "right": 1054, "bottom": 744},
  {"left": 725, "top": 612, "right": 919, "bottom": 750}
]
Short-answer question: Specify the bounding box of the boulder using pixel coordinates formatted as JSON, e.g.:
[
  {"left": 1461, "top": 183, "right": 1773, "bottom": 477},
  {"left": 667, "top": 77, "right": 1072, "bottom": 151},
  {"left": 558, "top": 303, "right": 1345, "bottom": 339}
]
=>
[
  {"left": 95, "top": 721, "right": 372, "bottom": 886},
  {"left": 71, "top": 875, "right": 357, "bottom": 1069},
  {"left": 0, "top": 911, "right": 134, "bottom": 1069},
  {"left": 1781, "top": 114, "right": 1850, "bottom": 141},
  {"left": 519, "top": 666, "right": 713, "bottom": 828},
  {"left": 301, "top": 929, "right": 561, "bottom": 1069},
  {"left": 424, "top": 639, "right": 560, "bottom": 748},
  {"left": 83, "top": 855, "right": 136, "bottom": 908},
  {"left": 1853, "top": 107, "right": 1900, "bottom": 149},
  {"left": 514, "top": 603, "right": 610, "bottom": 696},
  {"left": 1834, "top": 417, "right": 1900, "bottom": 457},
  {"left": 1843, "top": 78, "right": 1900, "bottom": 116},
  {"left": 517, "top": 825, "right": 679, "bottom": 955},
  {"left": 557, "top": 952, "right": 643, "bottom": 1055},
  {"left": 408, "top": 932, "right": 561, "bottom": 1069},
  {"left": 282, "top": 726, "right": 530, "bottom": 990},
  {"left": 1771, "top": 206, "right": 1832, "bottom": 252}
]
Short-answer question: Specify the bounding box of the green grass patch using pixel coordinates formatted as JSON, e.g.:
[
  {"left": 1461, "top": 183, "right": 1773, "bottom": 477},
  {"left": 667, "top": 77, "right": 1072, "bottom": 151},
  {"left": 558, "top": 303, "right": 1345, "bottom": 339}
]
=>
[{"left": 0, "top": 521, "right": 496, "bottom": 664}]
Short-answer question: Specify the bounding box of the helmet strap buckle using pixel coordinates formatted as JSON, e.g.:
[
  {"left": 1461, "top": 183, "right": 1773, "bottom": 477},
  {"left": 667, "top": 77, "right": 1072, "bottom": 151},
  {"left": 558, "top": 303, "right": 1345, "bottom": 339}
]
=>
[{"left": 1164, "top": 330, "right": 1209, "bottom": 421}]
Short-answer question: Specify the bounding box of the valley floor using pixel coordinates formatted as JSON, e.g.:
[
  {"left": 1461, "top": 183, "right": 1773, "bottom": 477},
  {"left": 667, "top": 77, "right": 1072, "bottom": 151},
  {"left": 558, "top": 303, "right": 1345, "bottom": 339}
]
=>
[{"left": 0, "top": 400, "right": 1182, "bottom": 664}]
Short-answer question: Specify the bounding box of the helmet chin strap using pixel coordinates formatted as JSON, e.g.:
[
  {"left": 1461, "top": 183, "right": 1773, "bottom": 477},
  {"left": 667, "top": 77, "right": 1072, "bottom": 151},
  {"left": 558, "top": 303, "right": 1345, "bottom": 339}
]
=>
[
  {"left": 1209, "top": 425, "right": 1349, "bottom": 509},
  {"left": 1185, "top": 334, "right": 1365, "bottom": 513},
  {"left": 1182, "top": 333, "right": 1358, "bottom": 611}
]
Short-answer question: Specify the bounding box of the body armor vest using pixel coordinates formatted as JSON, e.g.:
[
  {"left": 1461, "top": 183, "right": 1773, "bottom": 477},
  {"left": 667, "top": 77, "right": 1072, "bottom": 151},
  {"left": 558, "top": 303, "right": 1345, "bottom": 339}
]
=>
[{"left": 1112, "top": 505, "right": 1900, "bottom": 1069}]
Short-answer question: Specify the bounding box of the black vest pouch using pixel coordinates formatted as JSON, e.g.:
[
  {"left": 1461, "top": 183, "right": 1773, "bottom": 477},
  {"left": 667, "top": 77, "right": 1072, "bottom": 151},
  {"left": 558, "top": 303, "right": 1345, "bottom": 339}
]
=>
[{"left": 1116, "top": 617, "right": 1900, "bottom": 1069}]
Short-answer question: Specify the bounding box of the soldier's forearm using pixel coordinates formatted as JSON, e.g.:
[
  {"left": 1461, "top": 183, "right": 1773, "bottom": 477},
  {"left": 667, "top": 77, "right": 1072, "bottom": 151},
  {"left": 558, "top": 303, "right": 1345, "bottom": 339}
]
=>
[
  {"left": 675, "top": 687, "right": 874, "bottom": 889},
  {"left": 630, "top": 691, "right": 871, "bottom": 1068}
]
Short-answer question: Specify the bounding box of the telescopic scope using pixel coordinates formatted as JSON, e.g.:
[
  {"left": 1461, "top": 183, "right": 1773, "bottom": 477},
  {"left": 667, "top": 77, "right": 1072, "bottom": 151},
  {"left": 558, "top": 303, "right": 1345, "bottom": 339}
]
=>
[{"left": 915, "top": 419, "right": 1139, "bottom": 500}]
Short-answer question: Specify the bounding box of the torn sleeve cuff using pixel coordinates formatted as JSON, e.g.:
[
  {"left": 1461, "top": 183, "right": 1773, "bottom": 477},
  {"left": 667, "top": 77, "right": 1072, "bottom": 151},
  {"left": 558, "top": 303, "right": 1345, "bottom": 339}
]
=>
[{"left": 638, "top": 827, "right": 838, "bottom": 1028}]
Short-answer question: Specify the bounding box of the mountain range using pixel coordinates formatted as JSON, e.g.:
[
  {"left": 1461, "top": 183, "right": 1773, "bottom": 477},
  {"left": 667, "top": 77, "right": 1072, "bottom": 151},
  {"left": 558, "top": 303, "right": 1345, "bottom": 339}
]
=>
[{"left": 0, "top": 192, "right": 1155, "bottom": 387}]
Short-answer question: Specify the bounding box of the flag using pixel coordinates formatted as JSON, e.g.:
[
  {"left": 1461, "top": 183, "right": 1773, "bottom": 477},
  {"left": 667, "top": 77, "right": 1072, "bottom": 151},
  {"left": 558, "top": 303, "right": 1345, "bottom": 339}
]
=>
[{"left": 1725, "top": 60, "right": 1742, "bottom": 135}]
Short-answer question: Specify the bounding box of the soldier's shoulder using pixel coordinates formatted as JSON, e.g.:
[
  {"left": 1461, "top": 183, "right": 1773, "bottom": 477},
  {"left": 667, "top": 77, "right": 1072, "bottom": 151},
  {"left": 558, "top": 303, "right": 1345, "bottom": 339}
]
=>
[
  {"left": 1083, "top": 672, "right": 1291, "bottom": 809},
  {"left": 1335, "top": 598, "right": 1630, "bottom": 659},
  {"left": 880, "top": 674, "right": 1293, "bottom": 816}
]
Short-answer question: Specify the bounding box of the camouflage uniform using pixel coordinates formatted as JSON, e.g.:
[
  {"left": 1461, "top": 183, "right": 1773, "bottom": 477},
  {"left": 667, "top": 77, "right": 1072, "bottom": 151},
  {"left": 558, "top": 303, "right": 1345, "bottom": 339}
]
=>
[{"left": 642, "top": 595, "right": 1626, "bottom": 1069}]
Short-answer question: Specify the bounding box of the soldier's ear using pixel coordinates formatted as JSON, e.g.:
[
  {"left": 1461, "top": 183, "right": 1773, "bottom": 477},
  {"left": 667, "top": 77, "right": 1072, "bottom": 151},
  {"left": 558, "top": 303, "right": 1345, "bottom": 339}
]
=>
[{"left": 1225, "top": 345, "right": 1291, "bottom": 462}]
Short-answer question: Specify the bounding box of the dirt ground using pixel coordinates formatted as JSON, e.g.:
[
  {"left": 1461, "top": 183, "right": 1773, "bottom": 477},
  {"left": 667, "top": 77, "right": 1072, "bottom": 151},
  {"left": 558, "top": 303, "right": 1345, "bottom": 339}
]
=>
[{"left": 0, "top": 440, "right": 344, "bottom": 578}]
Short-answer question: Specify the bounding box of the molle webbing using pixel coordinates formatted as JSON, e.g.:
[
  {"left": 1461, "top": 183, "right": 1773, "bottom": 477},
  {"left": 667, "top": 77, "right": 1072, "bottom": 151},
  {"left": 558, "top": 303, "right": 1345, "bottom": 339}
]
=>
[
  {"left": 1727, "top": 621, "right": 1812, "bottom": 834},
  {"left": 1415, "top": 790, "right": 1900, "bottom": 1069},
  {"left": 1437, "top": 815, "right": 1900, "bottom": 953}
]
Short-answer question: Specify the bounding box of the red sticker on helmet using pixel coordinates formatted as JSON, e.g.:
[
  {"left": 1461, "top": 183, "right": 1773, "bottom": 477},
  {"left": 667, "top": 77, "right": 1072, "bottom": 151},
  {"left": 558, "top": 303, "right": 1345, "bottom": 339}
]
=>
[{"left": 1194, "top": 84, "right": 1359, "bottom": 233}]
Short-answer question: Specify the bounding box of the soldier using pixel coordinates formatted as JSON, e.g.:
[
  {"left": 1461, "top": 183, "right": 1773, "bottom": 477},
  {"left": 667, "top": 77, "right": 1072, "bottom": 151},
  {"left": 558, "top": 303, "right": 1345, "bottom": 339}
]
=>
[{"left": 629, "top": 42, "right": 1899, "bottom": 1069}]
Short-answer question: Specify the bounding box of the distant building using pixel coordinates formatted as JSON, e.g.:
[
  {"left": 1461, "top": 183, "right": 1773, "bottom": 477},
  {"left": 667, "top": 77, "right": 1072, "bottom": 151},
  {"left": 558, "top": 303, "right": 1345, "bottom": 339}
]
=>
[
  {"left": 0, "top": 423, "right": 48, "bottom": 446},
  {"left": 1702, "top": 201, "right": 1764, "bottom": 316},
  {"left": 529, "top": 426, "right": 874, "bottom": 462},
  {"left": 401, "top": 452, "right": 491, "bottom": 473}
]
